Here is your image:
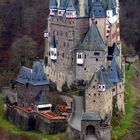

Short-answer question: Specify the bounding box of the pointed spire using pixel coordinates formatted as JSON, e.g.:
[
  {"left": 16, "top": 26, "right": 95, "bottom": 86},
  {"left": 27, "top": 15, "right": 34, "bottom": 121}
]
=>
[
  {"left": 59, "top": 0, "right": 67, "bottom": 10},
  {"left": 66, "top": 0, "right": 76, "bottom": 11},
  {"left": 113, "top": 43, "right": 120, "bottom": 56},
  {"left": 98, "top": 67, "right": 105, "bottom": 85},
  {"left": 108, "top": 57, "right": 120, "bottom": 83},
  {"left": 107, "top": 0, "right": 116, "bottom": 10},
  {"left": 49, "top": 0, "right": 57, "bottom": 9}
]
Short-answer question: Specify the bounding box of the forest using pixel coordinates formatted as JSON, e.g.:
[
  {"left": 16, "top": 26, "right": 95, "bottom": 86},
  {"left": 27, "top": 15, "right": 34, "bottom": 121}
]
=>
[{"left": 0, "top": 0, "right": 140, "bottom": 89}]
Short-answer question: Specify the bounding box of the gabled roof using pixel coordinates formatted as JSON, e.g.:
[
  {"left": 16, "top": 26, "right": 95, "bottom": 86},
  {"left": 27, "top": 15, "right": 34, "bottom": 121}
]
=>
[
  {"left": 66, "top": 0, "right": 76, "bottom": 11},
  {"left": 35, "top": 91, "right": 49, "bottom": 105},
  {"left": 82, "top": 112, "right": 101, "bottom": 121},
  {"left": 17, "top": 61, "right": 49, "bottom": 86},
  {"left": 77, "top": 24, "right": 107, "bottom": 51},
  {"left": 59, "top": 0, "right": 67, "bottom": 10},
  {"left": 51, "top": 36, "right": 57, "bottom": 48},
  {"left": 49, "top": 0, "right": 57, "bottom": 9},
  {"left": 108, "top": 57, "right": 121, "bottom": 83}
]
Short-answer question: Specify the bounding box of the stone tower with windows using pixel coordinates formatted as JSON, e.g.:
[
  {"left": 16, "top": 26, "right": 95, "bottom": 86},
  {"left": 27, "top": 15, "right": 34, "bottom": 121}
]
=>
[{"left": 44, "top": 0, "right": 124, "bottom": 139}]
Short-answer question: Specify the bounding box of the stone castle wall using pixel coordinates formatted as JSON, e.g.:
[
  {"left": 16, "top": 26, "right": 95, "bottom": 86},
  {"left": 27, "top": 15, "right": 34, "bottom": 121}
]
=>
[
  {"left": 46, "top": 17, "right": 89, "bottom": 91},
  {"left": 4, "top": 105, "right": 67, "bottom": 134},
  {"left": 76, "top": 50, "right": 108, "bottom": 81}
]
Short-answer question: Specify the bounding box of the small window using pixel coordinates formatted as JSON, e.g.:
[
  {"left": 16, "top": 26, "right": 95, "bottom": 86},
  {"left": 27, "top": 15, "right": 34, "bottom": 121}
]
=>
[
  {"left": 99, "top": 10, "right": 101, "bottom": 13},
  {"left": 113, "top": 88, "right": 115, "bottom": 92},
  {"left": 93, "top": 86, "right": 95, "bottom": 88},
  {"left": 94, "top": 93, "right": 96, "bottom": 96},
  {"left": 85, "top": 54, "right": 86, "bottom": 59},
  {"left": 95, "top": 21, "right": 97, "bottom": 24},
  {"left": 62, "top": 53, "right": 64, "bottom": 58},
  {"left": 94, "top": 52, "right": 100, "bottom": 56},
  {"left": 66, "top": 32, "right": 68, "bottom": 37},
  {"left": 120, "top": 84, "right": 121, "bottom": 88},
  {"left": 84, "top": 68, "right": 86, "bottom": 71},
  {"left": 96, "top": 58, "right": 98, "bottom": 61},
  {"left": 89, "top": 94, "right": 91, "bottom": 96},
  {"left": 64, "top": 42, "right": 65, "bottom": 47},
  {"left": 93, "top": 100, "right": 95, "bottom": 103}
]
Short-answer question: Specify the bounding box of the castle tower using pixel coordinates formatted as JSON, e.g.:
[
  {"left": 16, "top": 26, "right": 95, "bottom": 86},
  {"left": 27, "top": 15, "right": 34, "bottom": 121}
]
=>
[
  {"left": 58, "top": 0, "right": 67, "bottom": 16},
  {"left": 66, "top": 0, "right": 77, "bottom": 18},
  {"left": 49, "top": 0, "right": 58, "bottom": 16}
]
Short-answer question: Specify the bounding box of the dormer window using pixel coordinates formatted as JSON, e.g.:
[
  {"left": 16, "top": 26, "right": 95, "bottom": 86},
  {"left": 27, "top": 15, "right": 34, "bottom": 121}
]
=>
[
  {"left": 77, "top": 52, "right": 84, "bottom": 65},
  {"left": 58, "top": 9, "right": 65, "bottom": 16},
  {"left": 44, "top": 32, "right": 48, "bottom": 38},
  {"left": 66, "top": 11, "right": 77, "bottom": 18},
  {"left": 50, "top": 9, "right": 57, "bottom": 16},
  {"left": 98, "top": 84, "right": 106, "bottom": 92}
]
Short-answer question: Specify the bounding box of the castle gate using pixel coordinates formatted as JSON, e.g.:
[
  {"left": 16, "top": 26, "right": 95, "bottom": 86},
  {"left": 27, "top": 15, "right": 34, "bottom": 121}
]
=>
[{"left": 86, "top": 125, "right": 95, "bottom": 135}]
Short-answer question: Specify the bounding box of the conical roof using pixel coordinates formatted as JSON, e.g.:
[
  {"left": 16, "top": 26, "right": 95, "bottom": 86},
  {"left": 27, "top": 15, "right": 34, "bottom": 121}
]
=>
[
  {"left": 59, "top": 0, "right": 67, "bottom": 10},
  {"left": 107, "top": 0, "right": 116, "bottom": 10},
  {"left": 98, "top": 67, "right": 106, "bottom": 85},
  {"left": 78, "top": 24, "right": 107, "bottom": 51},
  {"left": 66, "top": 0, "right": 76, "bottom": 11},
  {"left": 49, "top": 0, "right": 57, "bottom": 9},
  {"left": 108, "top": 57, "right": 121, "bottom": 83},
  {"left": 101, "top": 0, "right": 116, "bottom": 10},
  {"left": 113, "top": 43, "right": 120, "bottom": 56}
]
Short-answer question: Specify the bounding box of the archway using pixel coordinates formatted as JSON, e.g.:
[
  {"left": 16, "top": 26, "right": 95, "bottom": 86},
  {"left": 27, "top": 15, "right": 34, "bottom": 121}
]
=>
[{"left": 86, "top": 125, "right": 95, "bottom": 135}]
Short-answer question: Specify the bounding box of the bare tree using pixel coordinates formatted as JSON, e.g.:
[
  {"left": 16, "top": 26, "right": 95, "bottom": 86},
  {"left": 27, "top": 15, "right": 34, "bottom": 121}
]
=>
[{"left": 11, "top": 35, "right": 37, "bottom": 67}]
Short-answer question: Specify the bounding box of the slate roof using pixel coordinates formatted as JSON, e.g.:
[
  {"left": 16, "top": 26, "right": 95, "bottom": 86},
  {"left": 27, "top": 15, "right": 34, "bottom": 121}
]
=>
[
  {"left": 98, "top": 67, "right": 106, "bottom": 85},
  {"left": 108, "top": 57, "right": 122, "bottom": 83},
  {"left": 66, "top": 0, "right": 76, "bottom": 11},
  {"left": 17, "top": 61, "right": 49, "bottom": 86},
  {"left": 51, "top": 36, "right": 57, "bottom": 48},
  {"left": 97, "top": 66, "right": 112, "bottom": 89},
  {"left": 101, "top": 0, "right": 116, "bottom": 10},
  {"left": 77, "top": 24, "right": 107, "bottom": 51},
  {"left": 59, "top": 0, "right": 67, "bottom": 10},
  {"left": 107, "top": 0, "right": 116, "bottom": 10},
  {"left": 43, "top": 28, "right": 48, "bottom": 33},
  {"left": 113, "top": 43, "right": 120, "bottom": 56},
  {"left": 35, "top": 91, "right": 49, "bottom": 105},
  {"left": 82, "top": 112, "right": 101, "bottom": 121},
  {"left": 90, "top": 0, "right": 106, "bottom": 17},
  {"left": 49, "top": 0, "right": 57, "bottom": 9}
]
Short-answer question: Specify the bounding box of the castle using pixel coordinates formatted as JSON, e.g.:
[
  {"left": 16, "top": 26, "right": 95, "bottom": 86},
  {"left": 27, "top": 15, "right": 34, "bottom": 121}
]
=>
[
  {"left": 2, "top": 0, "right": 125, "bottom": 139},
  {"left": 44, "top": 0, "right": 125, "bottom": 139}
]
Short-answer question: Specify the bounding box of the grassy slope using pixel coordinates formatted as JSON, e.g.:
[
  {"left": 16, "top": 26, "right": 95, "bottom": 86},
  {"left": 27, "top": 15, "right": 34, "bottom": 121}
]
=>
[
  {"left": 112, "top": 64, "right": 137, "bottom": 139},
  {"left": 0, "top": 95, "right": 61, "bottom": 140}
]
